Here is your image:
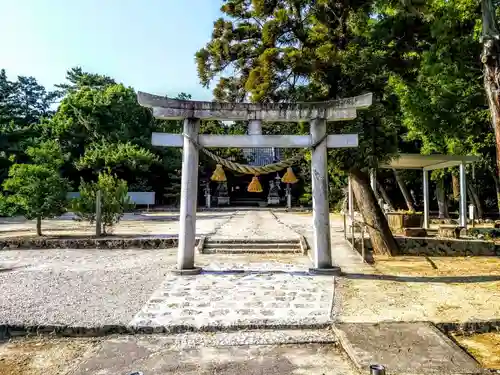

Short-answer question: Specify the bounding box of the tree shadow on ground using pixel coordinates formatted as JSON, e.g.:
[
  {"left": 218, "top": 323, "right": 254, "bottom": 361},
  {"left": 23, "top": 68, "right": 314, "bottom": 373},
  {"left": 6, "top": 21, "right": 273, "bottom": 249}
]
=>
[
  {"left": 201, "top": 269, "right": 325, "bottom": 277},
  {"left": 0, "top": 266, "right": 28, "bottom": 273},
  {"left": 0, "top": 218, "right": 28, "bottom": 224},
  {"left": 135, "top": 214, "right": 232, "bottom": 221},
  {"left": 341, "top": 273, "right": 500, "bottom": 283}
]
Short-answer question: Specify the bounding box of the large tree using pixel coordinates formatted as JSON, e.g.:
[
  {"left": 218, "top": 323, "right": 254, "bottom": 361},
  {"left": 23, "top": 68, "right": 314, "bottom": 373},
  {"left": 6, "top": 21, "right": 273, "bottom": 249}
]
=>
[
  {"left": 2, "top": 140, "right": 69, "bottom": 235},
  {"left": 0, "top": 70, "right": 58, "bottom": 184},
  {"left": 195, "top": 0, "right": 428, "bottom": 254},
  {"left": 394, "top": 0, "right": 499, "bottom": 216},
  {"left": 481, "top": 0, "right": 500, "bottom": 180},
  {"left": 40, "top": 70, "right": 183, "bottom": 201}
]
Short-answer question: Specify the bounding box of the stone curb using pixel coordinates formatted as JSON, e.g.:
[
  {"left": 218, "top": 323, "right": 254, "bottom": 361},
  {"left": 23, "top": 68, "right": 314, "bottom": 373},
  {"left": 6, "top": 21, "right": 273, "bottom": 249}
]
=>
[
  {"left": 299, "top": 235, "right": 310, "bottom": 255},
  {"left": 196, "top": 236, "right": 206, "bottom": 254},
  {"left": 0, "top": 237, "right": 196, "bottom": 250},
  {"left": 348, "top": 237, "right": 500, "bottom": 257},
  {"left": 435, "top": 319, "right": 500, "bottom": 336},
  {"left": 2, "top": 320, "right": 497, "bottom": 340},
  {"left": 0, "top": 322, "right": 332, "bottom": 340}
]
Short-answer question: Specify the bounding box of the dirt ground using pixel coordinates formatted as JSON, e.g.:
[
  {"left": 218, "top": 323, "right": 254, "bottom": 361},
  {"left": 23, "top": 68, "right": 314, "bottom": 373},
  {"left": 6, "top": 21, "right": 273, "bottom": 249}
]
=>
[
  {"left": 0, "top": 337, "right": 97, "bottom": 375},
  {"left": 337, "top": 256, "right": 500, "bottom": 323},
  {"left": 0, "top": 336, "right": 362, "bottom": 375},
  {"left": 453, "top": 333, "right": 500, "bottom": 370},
  {"left": 0, "top": 217, "right": 171, "bottom": 238},
  {"left": 1, "top": 213, "right": 499, "bottom": 373},
  {"left": 0, "top": 333, "right": 496, "bottom": 374}
]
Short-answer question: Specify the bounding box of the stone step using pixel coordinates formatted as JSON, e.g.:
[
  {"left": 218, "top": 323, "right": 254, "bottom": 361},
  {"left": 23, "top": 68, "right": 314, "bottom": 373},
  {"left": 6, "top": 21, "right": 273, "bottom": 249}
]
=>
[
  {"left": 203, "top": 242, "right": 300, "bottom": 249},
  {"left": 206, "top": 238, "right": 299, "bottom": 244},
  {"left": 202, "top": 248, "right": 301, "bottom": 254},
  {"left": 201, "top": 239, "right": 303, "bottom": 254}
]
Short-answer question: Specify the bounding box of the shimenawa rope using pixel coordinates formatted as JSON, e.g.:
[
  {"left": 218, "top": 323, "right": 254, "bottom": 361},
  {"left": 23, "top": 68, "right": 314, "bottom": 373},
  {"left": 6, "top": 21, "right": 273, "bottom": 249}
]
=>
[{"left": 182, "top": 132, "right": 327, "bottom": 175}]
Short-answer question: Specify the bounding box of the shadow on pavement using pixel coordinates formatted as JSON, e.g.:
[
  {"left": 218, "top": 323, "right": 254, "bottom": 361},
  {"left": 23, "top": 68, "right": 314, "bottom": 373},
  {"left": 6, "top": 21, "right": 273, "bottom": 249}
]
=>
[{"left": 342, "top": 273, "right": 500, "bottom": 283}]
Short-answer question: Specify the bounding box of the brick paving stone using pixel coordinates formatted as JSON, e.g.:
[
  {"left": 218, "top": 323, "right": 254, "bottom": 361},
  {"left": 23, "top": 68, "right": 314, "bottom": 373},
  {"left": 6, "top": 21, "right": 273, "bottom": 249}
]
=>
[
  {"left": 130, "top": 211, "right": 334, "bottom": 330},
  {"left": 129, "top": 259, "right": 335, "bottom": 330}
]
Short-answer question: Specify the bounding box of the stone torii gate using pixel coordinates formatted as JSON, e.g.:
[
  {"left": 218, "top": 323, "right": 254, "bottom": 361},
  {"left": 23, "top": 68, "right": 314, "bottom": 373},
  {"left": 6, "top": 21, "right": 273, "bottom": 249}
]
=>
[{"left": 137, "top": 92, "right": 372, "bottom": 275}]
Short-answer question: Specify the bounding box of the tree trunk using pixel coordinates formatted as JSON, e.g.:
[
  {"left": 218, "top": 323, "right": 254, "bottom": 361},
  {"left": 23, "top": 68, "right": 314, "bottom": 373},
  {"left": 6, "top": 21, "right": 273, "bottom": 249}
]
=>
[
  {"left": 452, "top": 174, "right": 460, "bottom": 202},
  {"left": 435, "top": 177, "right": 449, "bottom": 219},
  {"left": 491, "top": 171, "right": 500, "bottom": 216},
  {"left": 350, "top": 168, "right": 398, "bottom": 256},
  {"left": 482, "top": 0, "right": 500, "bottom": 192},
  {"left": 376, "top": 180, "right": 395, "bottom": 211},
  {"left": 467, "top": 177, "right": 484, "bottom": 219},
  {"left": 36, "top": 217, "right": 42, "bottom": 236},
  {"left": 393, "top": 169, "right": 415, "bottom": 211}
]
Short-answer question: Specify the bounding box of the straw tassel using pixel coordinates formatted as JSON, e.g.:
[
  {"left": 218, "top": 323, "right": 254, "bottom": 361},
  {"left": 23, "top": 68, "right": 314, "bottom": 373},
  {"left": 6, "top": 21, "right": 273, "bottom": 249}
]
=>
[
  {"left": 210, "top": 164, "right": 227, "bottom": 182},
  {"left": 281, "top": 167, "right": 298, "bottom": 184},
  {"left": 247, "top": 175, "right": 263, "bottom": 193}
]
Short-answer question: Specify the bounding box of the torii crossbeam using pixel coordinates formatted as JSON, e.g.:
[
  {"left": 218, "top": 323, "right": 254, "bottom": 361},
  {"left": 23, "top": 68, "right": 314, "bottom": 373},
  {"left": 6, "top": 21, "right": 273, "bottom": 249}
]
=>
[{"left": 138, "top": 92, "right": 373, "bottom": 275}]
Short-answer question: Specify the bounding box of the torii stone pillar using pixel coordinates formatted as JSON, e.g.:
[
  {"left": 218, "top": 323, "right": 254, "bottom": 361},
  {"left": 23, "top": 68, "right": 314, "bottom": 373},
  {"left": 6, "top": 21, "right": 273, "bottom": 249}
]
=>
[
  {"left": 178, "top": 118, "right": 200, "bottom": 270},
  {"left": 137, "top": 92, "right": 373, "bottom": 275}
]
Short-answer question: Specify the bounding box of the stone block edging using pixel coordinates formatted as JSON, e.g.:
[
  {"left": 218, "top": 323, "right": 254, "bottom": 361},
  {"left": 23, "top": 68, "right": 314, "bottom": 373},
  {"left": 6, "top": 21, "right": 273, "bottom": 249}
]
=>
[
  {"left": 436, "top": 319, "right": 500, "bottom": 336},
  {"left": 299, "top": 235, "right": 309, "bottom": 255},
  {"left": 0, "top": 237, "right": 185, "bottom": 250},
  {"left": 0, "top": 322, "right": 332, "bottom": 340},
  {"left": 348, "top": 237, "right": 500, "bottom": 256},
  {"left": 196, "top": 236, "right": 206, "bottom": 253},
  {"left": 2, "top": 320, "right": 496, "bottom": 342}
]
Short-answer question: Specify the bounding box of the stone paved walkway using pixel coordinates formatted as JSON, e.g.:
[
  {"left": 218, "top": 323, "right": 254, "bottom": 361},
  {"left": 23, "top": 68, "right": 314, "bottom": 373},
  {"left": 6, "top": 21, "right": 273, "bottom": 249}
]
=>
[
  {"left": 209, "top": 211, "right": 299, "bottom": 241},
  {"left": 129, "top": 255, "right": 334, "bottom": 330},
  {"left": 128, "top": 211, "right": 335, "bottom": 331}
]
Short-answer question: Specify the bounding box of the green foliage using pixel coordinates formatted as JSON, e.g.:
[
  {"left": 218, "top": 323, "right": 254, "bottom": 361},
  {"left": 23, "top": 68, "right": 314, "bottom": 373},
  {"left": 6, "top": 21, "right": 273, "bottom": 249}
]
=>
[
  {"left": 71, "top": 171, "right": 134, "bottom": 233},
  {"left": 389, "top": 0, "right": 487, "bottom": 156},
  {"left": 3, "top": 0, "right": 500, "bottom": 216},
  {"left": 0, "top": 69, "right": 59, "bottom": 185},
  {"left": 0, "top": 192, "right": 20, "bottom": 217},
  {"left": 298, "top": 193, "right": 312, "bottom": 206},
  {"left": 163, "top": 171, "right": 182, "bottom": 206},
  {"left": 1, "top": 139, "right": 69, "bottom": 230},
  {"left": 54, "top": 66, "right": 116, "bottom": 95},
  {"left": 467, "top": 227, "right": 500, "bottom": 240},
  {"left": 26, "top": 139, "right": 69, "bottom": 169},
  {"left": 197, "top": 0, "right": 404, "bottom": 175},
  {"left": 76, "top": 141, "right": 159, "bottom": 174},
  {"left": 2, "top": 164, "right": 69, "bottom": 223}
]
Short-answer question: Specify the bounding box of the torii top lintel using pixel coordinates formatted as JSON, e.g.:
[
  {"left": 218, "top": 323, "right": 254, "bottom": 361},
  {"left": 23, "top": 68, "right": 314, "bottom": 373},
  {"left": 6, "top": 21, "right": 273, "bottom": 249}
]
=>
[{"left": 137, "top": 92, "right": 373, "bottom": 122}]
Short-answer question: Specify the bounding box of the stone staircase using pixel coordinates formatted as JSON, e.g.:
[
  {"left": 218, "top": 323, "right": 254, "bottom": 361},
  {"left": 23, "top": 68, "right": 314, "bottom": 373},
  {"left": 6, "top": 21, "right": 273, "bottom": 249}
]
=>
[
  {"left": 228, "top": 197, "right": 267, "bottom": 207},
  {"left": 198, "top": 238, "right": 306, "bottom": 254}
]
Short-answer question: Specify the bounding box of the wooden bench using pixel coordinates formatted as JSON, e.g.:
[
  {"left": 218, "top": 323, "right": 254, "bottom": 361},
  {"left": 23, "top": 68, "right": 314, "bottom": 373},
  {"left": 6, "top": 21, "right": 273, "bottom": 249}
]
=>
[
  {"left": 438, "top": 225, "right": 464, "bottom": 239},
  {"left": 403, "top": 228, "right": 427, "bottom": 237}
]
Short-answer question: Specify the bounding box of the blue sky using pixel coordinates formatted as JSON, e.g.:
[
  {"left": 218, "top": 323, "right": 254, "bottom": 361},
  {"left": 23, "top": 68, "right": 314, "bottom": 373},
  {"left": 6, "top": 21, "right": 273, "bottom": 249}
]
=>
[{"left": 0, "top": 0, "right": 222, "bottom": 100}]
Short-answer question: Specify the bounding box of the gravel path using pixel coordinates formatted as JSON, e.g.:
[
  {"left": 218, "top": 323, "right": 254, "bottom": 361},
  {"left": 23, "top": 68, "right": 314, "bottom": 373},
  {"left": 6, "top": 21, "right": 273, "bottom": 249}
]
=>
[
  {"left": 0, "top": 212, "right": 232, "bottom": 238},
  {"left": 0, "top": 249, "right": 176, "bottom": 326},
  {"left": 210, "top": 211, "right": 299, "bottom": 241}
]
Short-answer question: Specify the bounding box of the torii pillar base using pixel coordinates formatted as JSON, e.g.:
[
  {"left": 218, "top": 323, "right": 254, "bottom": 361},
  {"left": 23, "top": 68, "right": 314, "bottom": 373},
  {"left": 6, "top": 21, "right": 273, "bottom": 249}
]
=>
[
  {"left": 171, "top": 267, "right": 203, "bottom": 276},
  {"left": 309, "top": 266, "right": 342, "bottom": 276}
]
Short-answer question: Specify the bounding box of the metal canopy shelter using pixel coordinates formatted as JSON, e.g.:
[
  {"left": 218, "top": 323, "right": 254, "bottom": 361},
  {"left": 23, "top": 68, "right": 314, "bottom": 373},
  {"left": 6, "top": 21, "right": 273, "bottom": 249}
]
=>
[
  {"left": 380, "top": 154, "right": 479, "bottom": 171},
  {"left": 383, "top": 154, "right": 479, "bottom": 229},
  {"left": 348, "top": 154, "right": 479, "bottom": 231}
]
